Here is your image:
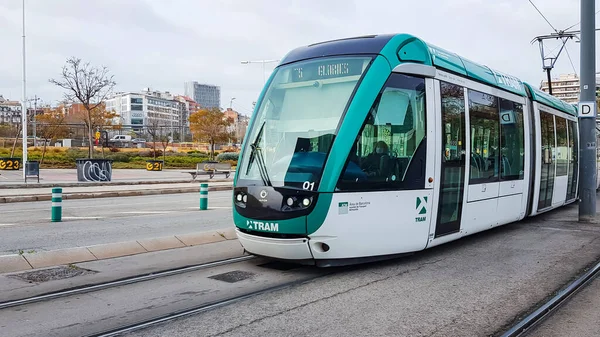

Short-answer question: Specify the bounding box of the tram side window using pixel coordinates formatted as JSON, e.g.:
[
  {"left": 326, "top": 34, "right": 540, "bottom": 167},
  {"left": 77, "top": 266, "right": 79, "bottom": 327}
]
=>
[
  {"left": 499, "top": 99, "right": 525, "bottom": 180},
  {"left": 468, "top": 89, "right": 499, "bottom": 184},
  {"left": 337, "top": 73, "right": 426, "bottom": 191},
  {"left": 566, "top": 120, "right": 578, "bottom": 200},
  {"left": 555, "top": 116, "right": 568, "bottom": 176}
]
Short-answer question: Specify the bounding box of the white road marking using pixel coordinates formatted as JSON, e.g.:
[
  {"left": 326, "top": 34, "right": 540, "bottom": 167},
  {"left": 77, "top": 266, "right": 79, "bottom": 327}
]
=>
[
  {"left": 0, "top": 194, "right": 233, "bottom": 213},
  {"left": 0, "top": 224, "right": 16, "bottom": 227},
  {"left": 62, "top": 216, "right": 105, "bottom": 220},
  {"left": 119, "top": 211, "right": 173, "bottom": 214},
  {"left": 187, "top": 206, "right": 232, "bottom": 209}
]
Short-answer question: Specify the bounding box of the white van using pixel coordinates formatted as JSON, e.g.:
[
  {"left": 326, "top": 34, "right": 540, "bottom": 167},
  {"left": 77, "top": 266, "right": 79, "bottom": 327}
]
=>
[{"left": 110, "top": 135, "right": 132, "bottom": 141}]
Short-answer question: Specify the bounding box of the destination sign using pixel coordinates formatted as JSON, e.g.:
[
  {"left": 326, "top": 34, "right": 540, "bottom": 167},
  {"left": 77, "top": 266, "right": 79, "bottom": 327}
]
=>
[{"left": 291, "top": 58, "right": 365, "bottom": 82}]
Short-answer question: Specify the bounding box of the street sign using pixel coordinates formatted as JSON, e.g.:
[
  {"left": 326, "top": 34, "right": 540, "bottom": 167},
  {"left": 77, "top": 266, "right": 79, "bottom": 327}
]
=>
[
  {"left": 577, "top": 101, "right": 596, "bottom": 118},
  {"left": 95, "top": 131, "right": 101, "bottom": 140}
]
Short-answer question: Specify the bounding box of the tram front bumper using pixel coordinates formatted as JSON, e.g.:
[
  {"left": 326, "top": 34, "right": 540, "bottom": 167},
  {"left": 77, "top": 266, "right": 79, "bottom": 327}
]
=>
[{"left": 235, "top": 229, "right": 313, "bottom": 260}]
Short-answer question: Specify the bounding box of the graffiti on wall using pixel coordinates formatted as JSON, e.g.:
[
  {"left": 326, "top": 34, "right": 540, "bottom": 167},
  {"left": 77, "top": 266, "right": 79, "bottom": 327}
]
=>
[{"left": 76, "top": 160, "right": 112, "bottom": 182}]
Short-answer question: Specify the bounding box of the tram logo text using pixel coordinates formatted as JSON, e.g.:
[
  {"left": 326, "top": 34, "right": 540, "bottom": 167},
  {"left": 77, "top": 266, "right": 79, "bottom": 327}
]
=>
[{"left": 246, "top": 220, "right": 279, "bottom": 232}]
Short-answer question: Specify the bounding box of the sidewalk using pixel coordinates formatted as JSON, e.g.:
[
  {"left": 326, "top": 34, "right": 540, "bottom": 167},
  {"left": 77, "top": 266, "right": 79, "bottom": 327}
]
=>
[
  {"left": 0, "top": 227, "right": 239, "bottom": 274},
  {"left": 1, "top": 180, "right": 233, "bottom": 203},
  {"left": 0, "top": 168, "right": 231, "bottom": 188}
]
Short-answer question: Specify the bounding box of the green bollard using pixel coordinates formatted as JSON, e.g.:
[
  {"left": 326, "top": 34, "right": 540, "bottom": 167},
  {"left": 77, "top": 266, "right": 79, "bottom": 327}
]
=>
[
  {"left": 200, "top": 183, "right": 208, "bottom": 210},
  {"left": 51, "top": 187, "right": 62, "bottom": 222}
]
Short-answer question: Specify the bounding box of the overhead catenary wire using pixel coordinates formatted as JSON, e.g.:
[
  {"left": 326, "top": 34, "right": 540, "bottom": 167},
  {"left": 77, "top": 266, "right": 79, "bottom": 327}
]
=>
[
  {"left": 528, "top": 0, "right": 558, "bottom": 32},
  {"left": 563, "top": 8, "right": 600, "bottom": 31},
  {"left": 564, "top": 45, "right": 578, "bottom": 77},
  {"left": 528, "top": 0, "right": 582, "bottom": 95}
]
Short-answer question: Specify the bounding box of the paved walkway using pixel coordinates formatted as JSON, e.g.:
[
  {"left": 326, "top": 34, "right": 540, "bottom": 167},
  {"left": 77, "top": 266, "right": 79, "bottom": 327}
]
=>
[{"left": 0, "top": 168, "right": 231, "bottom": 187}]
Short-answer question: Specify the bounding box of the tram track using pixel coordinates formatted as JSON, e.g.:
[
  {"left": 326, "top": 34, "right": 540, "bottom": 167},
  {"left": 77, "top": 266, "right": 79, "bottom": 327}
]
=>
[
  {"left": 0, "top": 254, "right": 334, "bottom": 337},
  {"left": 82, "top": 273, "right": 332, "bottom": 337},
  {"left": 0, "top": 255, "right": 255, "bottom": 310},
  {"left": 500, "top": 259, "right": 600, "bottom": 337}
]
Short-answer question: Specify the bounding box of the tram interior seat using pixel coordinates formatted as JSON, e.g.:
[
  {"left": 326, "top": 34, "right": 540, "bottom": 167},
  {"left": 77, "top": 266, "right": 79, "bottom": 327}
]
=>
[{"left": 469, "top": 153, "right": 512, "bottom": 179}]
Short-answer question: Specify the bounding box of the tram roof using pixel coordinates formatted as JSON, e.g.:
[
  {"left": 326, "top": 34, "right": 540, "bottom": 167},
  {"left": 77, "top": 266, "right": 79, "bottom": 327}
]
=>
[{"left": 279, "top": 33, "right": 576, "bottom": 116}]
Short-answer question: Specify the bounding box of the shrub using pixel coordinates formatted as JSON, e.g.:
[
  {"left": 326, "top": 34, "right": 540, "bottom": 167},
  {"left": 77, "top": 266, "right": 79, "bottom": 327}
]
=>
[
  {"left": 65, "top": 148, "right": 89, "bottom": 161},
  {"left": 216, "top": 152, "right": 239, "bottom": 162},
  {"left": 105, "top": 153, "right": 130, "bottom": 162}
]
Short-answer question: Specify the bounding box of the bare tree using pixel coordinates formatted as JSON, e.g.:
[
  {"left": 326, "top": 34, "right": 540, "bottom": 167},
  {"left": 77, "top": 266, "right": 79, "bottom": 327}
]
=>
[
  {"left": 158, "top": 126, "right": 171, "bottom": 163},
  {"left": 49, "top": 57, "right": 116, "bottom": 159},
  {"left": 10, "top": 121, "right": 22, "bottom": 158},
  {"left": 146, "top": 118, "right": 161, "bottom": 160}
]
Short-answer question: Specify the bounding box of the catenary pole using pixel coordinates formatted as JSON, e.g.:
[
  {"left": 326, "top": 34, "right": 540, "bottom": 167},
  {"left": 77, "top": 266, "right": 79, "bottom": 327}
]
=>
[{"left": 578, "top": 0, "right": 597, "bottom": 222}]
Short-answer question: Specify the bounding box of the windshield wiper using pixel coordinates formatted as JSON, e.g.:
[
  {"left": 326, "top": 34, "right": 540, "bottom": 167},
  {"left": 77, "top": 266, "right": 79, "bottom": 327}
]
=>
[{"left": 245, "top": 121, "right": 272, "bottom": 186}]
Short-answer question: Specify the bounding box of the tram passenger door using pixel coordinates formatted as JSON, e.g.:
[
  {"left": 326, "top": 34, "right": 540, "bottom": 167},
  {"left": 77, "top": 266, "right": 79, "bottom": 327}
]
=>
[{"left": 433, "top": 82, "right": 466, "bottom": 238}]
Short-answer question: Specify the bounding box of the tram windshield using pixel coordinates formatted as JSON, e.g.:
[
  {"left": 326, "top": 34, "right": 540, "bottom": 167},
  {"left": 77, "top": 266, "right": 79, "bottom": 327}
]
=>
[{"left": 237, "top": 56, "right": 373, "bottom": 189}]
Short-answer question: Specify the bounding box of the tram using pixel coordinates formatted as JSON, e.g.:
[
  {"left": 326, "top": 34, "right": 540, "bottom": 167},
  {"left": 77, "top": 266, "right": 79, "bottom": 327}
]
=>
[{"left": 231, "top": 33, "right": 599, "bottom": 267}]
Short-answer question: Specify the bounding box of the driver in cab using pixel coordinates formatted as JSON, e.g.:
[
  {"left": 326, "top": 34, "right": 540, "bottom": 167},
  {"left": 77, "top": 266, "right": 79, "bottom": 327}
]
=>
[{"left": 361, "top": 140, "right": 389, "bottom": 177}]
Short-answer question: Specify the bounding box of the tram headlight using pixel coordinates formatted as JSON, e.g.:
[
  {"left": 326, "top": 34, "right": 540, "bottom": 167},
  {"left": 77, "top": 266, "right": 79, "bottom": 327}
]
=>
[
  {"left": 302, "top": 198, "right": 311, "bottom": 207},
  {"left": 242, "top": 194, "right": 247, "bottom": 203},
  {"left": 286, "top": 197, "right": 294, "bottom": 206},
  {"left": 236, "top": 194, "right": 243, "bottom": 202}
]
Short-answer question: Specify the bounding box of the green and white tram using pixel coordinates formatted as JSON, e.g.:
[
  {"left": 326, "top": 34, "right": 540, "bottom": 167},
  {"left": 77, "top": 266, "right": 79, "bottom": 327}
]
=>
[{"left": 231, "top": 33, "right": 597, "bottom": 267}]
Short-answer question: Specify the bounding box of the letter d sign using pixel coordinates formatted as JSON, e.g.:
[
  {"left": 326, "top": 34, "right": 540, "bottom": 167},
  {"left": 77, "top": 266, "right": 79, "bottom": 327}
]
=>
[{"left": 578, "top": 102, "right": 596, "bottom": 118}]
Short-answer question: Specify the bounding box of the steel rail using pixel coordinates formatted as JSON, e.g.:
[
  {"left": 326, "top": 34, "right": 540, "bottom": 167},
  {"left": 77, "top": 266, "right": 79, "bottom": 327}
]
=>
[
  {"left": 500, "top": 260, "right": 600, "bottom": 337},
  {"left": 0, "top": 255, "right": 255, "bottom": 310}
]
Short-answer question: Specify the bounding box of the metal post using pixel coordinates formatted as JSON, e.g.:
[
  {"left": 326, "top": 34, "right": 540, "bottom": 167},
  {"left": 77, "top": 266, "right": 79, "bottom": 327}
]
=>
[
  {"left": 578, "top": 0, "right": 597, "bottom": 222},
  {"left": 33, "top": 94, "right": 37, "bottom": 147},
  {"left": 21, "top": 0, "right": 27, "bottom": 179},
  {"left": 545, "top": 68, "right": 553, "bottom": 95},
  {"left": 200, "top": 183, "right": 208, "bottom": 210},
  {"left": 51, "top": 187, "right": 62, "bottom": 222}
]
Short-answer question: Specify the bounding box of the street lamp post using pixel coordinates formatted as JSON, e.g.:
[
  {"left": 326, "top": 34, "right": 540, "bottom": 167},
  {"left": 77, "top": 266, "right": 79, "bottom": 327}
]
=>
[
  {"left": 230, "top": 97, "right": 236, "bottom": 109},
  {"left": 240, "top": 59, "right": 280, "bottom": 85},
  {"left": 21, "top": 0, "right": 27, "bottom": 179}
]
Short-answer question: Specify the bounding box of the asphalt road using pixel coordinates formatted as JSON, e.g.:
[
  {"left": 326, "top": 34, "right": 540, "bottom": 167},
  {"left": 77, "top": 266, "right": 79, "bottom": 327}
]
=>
[
  {"left": 121, "top": 202, "right": 598, "bottom": 337},
  {"left": 1, "top": 196, "right": 598, "bottom": 337},
  {"left": 0, "top": 257, "right": 325, "bottom": 337},
  {"left": 0, "top": 191, "right": 234, "bottom": 255}
]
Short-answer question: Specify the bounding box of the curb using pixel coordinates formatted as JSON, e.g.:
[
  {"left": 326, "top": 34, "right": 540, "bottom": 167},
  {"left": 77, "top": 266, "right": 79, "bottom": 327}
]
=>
[
  {"left": 0, "top": 228, "right": 238, "bottom": 274},
  {"left": 0, "top": 178, "right": 232, "bottom": 189},
  {"left": 0, "top": 185, "right": 233, "bottom": 204}
]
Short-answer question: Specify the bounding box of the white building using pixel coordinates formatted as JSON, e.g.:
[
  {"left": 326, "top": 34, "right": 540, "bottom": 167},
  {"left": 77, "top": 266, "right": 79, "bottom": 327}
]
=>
[
  {"left": 105, "top": 89, "right": 181, "bottom": 135},
  {"left": 0, "top": 95, "right": 22, "bottom": 125},
  {"left": 540, "top": 73, "right": 600, "bottom": 104}
]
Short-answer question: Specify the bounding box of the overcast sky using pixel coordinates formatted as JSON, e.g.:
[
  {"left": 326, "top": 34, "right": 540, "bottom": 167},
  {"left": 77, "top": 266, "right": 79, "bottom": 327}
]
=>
[{"left": 0, "top": 0, "right": 597, "bottom": 116}]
